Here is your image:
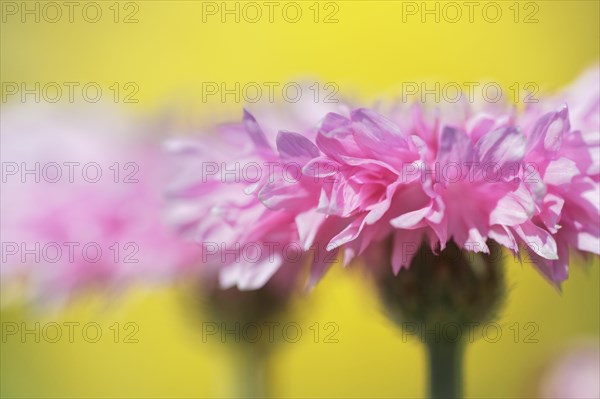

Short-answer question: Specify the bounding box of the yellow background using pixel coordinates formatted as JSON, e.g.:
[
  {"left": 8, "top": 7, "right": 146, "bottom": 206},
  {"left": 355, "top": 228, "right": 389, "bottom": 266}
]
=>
[{"left": 1, "top": 1, "right": 599, "bottom": 398}]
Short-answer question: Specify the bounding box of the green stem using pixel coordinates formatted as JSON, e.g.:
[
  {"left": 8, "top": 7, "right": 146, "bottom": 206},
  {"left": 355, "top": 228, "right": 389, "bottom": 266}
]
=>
[
  {"left": 426, "top": 339, "right": 464, "bottom": 399},
  {"left": 236, "top": 343, "right": 271, "bottom": 399}
]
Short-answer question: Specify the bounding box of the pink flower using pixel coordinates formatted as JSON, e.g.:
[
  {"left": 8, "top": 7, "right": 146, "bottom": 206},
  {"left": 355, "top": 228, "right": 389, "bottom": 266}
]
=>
[
  {"left": 257, "top": 69, "right": 598, "bottom": 286},
  {"left": 170, "top": 67, "right": 598, "bottom": 290},
  {"left": 264, "top": 106, "right": 541, "bottom": 275},
  {"left": 537, "top": 341, "right": 600, "bottom": 399},
  {"left": 1, "top": 104, "right": 198, "bottom": 307}
]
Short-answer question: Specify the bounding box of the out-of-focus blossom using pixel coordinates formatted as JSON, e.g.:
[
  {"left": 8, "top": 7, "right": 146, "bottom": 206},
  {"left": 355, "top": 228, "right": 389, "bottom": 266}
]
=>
[
  {"left": 165, "top": 98, "right": 346, "bottom": 291},
  {"left": 1, "top": 104, "right": 199, "bottom": 307},
  {"left": 521, "top": 66, "right": 599, "bottom": 135},
  {"left": 537, "top": 341, "right": 600, "bottom": 399}
]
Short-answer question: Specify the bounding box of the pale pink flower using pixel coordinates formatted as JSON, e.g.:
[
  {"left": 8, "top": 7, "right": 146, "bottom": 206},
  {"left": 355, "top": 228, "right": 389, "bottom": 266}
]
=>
[
  {"left": 170, "top": 68, "right": 599, "bottom": 290},
  {"left": 1, "top": 104, "right": 198, "bottom": 307},
  {"left": 264, "top": 106, "right": 541, "bottom": 275},
  {"left": 537, "top": 341, "right": 600, "bottom": 399},
  {"left": 257, "top": 69, "right": 598, "bottom": 285}
]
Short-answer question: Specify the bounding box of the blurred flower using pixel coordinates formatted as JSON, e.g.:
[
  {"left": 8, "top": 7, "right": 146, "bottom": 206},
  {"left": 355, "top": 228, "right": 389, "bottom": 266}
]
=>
[
  {"left": 0, "top": 103, "right": 199, "bottom": 308},
  {"left": 165, "top": 98, "right": 346, "bottom": 291},
  {"left": 521, "top": 65, "right": 599, "bottom": 134},
  {"left": 537, "top": 340, "right": 600, "bottom": 399}
]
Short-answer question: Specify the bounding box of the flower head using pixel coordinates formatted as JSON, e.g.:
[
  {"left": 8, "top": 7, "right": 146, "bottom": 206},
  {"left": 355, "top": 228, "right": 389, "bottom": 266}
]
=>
[
  {"left": 168, "top": 67, "right": 599, "bottom": 290},
  {"left": 1, "top": 104, "right": 198, "bottom": 307}
]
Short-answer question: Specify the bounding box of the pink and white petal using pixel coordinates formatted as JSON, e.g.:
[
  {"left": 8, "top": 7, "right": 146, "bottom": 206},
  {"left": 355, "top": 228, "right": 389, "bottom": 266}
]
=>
[
  {"left": 544, "top": 157, "right": 580, "bottom": 186},
  {"left": 234, "top": 254, "right": 284, "bottom": 291},
  {"left": 513, "top": 221, "right": 559, "bottom": 260},
  {"left": 243, "top": 109, "right": 272, "bottom": 149},
  {"left": 276, "top": 130, "right": 320, "bottom": 161},
  {"left": 258, "top": 178, "right": 308, "bottom": 211},
  {"left": 527, "top": 106, "right": 569, "bottom": 157},
  {"left": 437, "top": 126, "right": 475, "bottom": 169},
  {"left": 302, "top": 156, "right": 341, "bottom": 178},
  {"left": 475, "top": 126, "right": 526, "bottom": 176},
  {"left": 489, "top": 183, "right": 535, "bottom": 226},
  {"left": 576, "top": 231, "right": 600, "bottom": 255},
  {"left": 319, "top": 112, "right": 351, "bottom": 132},
  {"left": 539, "top": 192, "right": 565, "bottom": 233},
  {"left": 390, "top": 205, "right": 432, "bottom": 229},
  {"left": 488, "top": 225, "right": 519, "bottom": 252},
  {"left": 326, "top": 214, "right": 368, "bottom": 251},
  {"left": 365, "top": 182, "right": 401, "bottom": 224},
  {"left": 350, "top": 108, "right": 406, "bottom": 141},
  {"left": 295, "top": 209, "right": 327, "bottom": 250}
]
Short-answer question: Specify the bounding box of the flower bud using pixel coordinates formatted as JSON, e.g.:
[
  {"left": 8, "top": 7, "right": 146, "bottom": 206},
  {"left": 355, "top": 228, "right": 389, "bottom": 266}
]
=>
[{"left": 374, "top": 239, "right": 506, "bottom": 341}]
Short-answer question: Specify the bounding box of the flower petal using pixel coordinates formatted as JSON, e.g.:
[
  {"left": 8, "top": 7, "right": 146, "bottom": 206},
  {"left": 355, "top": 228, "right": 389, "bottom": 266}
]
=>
[
  {"left": 276, "top": 130, "right": 320, "bottom": 161},
  {"left": 513, "top": 221, "right": 559, "bottom": 260},
  {"left": 243, "top": 109, "right": 272, "bottom": 149}
]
